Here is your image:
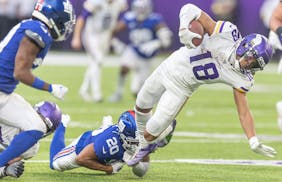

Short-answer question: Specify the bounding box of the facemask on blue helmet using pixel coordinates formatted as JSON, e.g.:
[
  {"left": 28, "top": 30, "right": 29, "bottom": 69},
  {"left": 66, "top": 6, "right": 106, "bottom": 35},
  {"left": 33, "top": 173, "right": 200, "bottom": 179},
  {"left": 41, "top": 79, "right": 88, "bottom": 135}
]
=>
[
  {"left": 235, "top": 33, "right": 273, "bottom": 73},
  {"left": 32, "top": 0, "right": 76, "bottom": 41},
  {"left": 34, "top": 101, "right": 62, "bottom": 137},
  {"left": 118, "top": 110, "right": 139, "bottom": 153}
]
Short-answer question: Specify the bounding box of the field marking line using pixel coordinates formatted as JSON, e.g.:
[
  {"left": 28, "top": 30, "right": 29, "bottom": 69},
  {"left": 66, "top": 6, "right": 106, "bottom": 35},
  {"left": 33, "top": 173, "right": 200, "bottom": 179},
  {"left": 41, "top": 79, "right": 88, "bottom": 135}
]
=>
[{"left": 26, "top": 159, "right": 282, "bottom": 167}]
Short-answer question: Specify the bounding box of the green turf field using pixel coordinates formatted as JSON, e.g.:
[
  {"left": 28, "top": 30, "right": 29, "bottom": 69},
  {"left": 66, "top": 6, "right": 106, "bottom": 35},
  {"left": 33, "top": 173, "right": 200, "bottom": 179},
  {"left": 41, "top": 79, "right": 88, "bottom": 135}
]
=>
[{"left": 3, "top": 61, "right": 282, "bottom": 182}]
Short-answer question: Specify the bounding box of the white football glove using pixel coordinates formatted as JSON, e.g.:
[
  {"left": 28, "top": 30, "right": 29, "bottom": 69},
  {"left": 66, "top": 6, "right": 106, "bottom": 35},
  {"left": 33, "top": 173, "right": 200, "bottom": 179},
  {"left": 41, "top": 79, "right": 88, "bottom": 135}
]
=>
[
  {"left": 249, "top": 136, "right": 277, "bottom": 158},
  {"left": 139, "top": 40, "right": 161, "bottom": 57},
  {"left": 61, "top": 114, "right": 71, "bottom": 127},
  {"left": 178, "top": 28, "right": 202, "bottom": 49},
  {"left": 50, "top": 84, "right": 68, "bottom": 100},
  {"left": 111, "top": 161, "right": 124, "bottom": 174}
]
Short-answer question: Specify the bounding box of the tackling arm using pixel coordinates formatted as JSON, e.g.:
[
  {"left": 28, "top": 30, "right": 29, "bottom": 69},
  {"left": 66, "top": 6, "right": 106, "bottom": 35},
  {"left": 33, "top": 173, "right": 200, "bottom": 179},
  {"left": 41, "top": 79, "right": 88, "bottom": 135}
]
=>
[
  {"left": 75, "top": 143, "right": 119, "bottom": 174},
  {"left": 233, "top": 89, "right": 277, "bottom": 158}
]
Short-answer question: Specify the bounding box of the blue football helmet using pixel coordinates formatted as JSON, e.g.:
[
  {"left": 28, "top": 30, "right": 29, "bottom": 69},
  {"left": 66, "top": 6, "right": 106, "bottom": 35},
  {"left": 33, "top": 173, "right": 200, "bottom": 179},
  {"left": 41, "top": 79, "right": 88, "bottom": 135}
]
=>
[
  {"left": 236, "top": 33, "right": 273, "bottom": 72},
  {"left": 32, "top": 0, "right": 76, "bottom": 41},
  {"left": 118, "top": 110, "right": 139, "bottom": 152},
  {"left": 132, "top": 0, "right": 153, "bottom": 21},
  {"left": 34, "top": 101, "right": 62, "bottom": 136}
]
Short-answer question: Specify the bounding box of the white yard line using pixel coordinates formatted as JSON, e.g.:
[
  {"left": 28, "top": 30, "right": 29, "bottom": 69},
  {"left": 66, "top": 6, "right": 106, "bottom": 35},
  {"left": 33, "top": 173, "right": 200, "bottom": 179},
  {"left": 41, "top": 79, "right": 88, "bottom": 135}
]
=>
[{"left": 26, "top": 159, "right": 282, "bottom": 167}]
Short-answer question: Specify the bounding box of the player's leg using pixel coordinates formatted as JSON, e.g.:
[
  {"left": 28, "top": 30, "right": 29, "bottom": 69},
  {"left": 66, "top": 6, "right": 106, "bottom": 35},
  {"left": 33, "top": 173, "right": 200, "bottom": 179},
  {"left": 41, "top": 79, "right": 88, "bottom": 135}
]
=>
[
  {"left": 51, "top": 135, "right": 82, "bottom": 171},
  {"left": 109, "top": 47, "right": 137, "bottom": 102},
  {"left": 145, "top": 90, "right": 187, "bottom": 142},
  {"left": 79, "top": 64, "right": 92, "bottom": 102},
  {"left": 0, "top": 93, "right": 46, "bottom": 166},
  {"left": 135, "top": 66, "right": 167, "bottom": 148}
]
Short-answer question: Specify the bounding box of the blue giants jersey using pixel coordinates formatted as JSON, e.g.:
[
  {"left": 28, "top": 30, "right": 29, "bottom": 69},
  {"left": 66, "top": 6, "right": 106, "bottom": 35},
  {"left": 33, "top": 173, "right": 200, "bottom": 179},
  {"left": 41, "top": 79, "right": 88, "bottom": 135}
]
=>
[
  {"left": 0, "top": 19, "right": 53, "bottom": 94},
  {"left": 75, "top": 125, "right": 125, "bottom": 164},
  {"left": 122, "top": 12, "right": 164, "bottom": 59}
]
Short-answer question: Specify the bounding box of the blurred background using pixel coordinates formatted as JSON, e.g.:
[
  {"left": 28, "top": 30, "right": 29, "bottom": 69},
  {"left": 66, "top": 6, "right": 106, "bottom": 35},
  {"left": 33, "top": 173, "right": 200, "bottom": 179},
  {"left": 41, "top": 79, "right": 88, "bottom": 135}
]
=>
[{"left": 0, "top": 0, "right": 272, "bottom": 51}]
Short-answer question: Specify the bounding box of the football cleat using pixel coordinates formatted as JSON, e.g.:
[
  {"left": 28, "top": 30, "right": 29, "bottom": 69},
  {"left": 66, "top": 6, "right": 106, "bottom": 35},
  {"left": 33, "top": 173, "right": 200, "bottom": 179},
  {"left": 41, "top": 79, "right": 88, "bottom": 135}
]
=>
[{"left": 127, "top": 119, "right": 177, "bottom": 166}]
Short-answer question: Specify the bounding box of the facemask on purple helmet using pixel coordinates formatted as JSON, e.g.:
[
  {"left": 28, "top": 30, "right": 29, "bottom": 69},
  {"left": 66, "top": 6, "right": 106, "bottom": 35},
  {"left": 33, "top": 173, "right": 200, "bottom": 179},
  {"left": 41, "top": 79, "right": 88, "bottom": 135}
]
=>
[
  {"left": 34, "top": 101, "right": 62, "bottom": 137},
  {"left": 235, "top": 34, "right": 273, "bottom": 73}
]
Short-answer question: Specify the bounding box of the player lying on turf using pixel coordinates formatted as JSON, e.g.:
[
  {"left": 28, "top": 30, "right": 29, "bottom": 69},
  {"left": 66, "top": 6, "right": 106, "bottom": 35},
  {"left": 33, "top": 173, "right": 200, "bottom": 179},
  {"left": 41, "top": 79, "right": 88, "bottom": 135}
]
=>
[
  {"left": 49, "top": 110, "right": 176, "bottom": 177},
  {"left": 130, "top": 3, "right": 276, "bottom": 165},
  {"left": 0, "top": 101, "right": 63, "bottom": 178}
]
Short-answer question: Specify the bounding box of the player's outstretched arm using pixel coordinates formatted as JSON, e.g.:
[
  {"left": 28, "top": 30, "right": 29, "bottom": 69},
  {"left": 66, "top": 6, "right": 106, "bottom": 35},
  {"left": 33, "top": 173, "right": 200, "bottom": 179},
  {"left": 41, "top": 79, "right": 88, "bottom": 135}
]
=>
[
  {"left": 75, "top": 143, "right": 123, "bottom": 174},
  {"left": 233, "top": 89, "right": 277, "bottom": 158}
]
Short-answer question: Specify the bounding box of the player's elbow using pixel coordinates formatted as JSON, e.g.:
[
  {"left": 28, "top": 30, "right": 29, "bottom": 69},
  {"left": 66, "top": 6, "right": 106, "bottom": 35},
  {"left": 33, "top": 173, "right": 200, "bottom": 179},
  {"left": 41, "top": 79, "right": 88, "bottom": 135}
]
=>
[{"left": 13, "top": 69, "right": 26, "bottom": 81}]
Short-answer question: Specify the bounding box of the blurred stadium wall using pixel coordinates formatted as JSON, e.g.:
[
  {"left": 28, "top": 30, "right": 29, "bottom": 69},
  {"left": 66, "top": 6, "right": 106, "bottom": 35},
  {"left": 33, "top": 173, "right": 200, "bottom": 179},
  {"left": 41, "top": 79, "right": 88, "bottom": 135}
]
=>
[{"left": 56, "top": 0, "right": 267, "bottom": 51}]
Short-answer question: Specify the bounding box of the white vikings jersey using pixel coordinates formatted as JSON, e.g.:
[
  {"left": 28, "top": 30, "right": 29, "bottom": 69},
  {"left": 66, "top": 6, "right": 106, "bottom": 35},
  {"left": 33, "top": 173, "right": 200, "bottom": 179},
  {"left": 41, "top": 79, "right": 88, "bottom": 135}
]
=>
[
  {"left": 160, "top": 21, "right": 254, "bottom": 96},
  {"left": 83, "top": 0, "right": 127, "bottom": 33}
]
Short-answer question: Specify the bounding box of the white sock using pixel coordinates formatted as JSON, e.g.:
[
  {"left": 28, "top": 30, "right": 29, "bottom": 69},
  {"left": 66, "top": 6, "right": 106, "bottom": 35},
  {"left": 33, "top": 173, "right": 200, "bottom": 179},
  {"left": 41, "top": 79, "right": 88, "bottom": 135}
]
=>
[{"left": 134, "top": 107, "right": 152, "bottom": 148}]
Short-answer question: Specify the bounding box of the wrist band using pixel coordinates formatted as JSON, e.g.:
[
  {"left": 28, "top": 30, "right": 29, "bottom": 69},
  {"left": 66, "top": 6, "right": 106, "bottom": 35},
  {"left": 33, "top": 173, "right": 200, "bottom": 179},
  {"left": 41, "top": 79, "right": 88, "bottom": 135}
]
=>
[{"left": 31, "top": 77, "right": 45, "bottom": 90}]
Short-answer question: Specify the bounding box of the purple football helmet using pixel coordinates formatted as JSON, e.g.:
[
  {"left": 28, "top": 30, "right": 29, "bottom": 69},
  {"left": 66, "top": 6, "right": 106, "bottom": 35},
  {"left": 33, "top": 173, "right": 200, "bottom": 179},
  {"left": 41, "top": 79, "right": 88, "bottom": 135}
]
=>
[
  {"left": 34, "top": 101, "right": 62, "bottom": 136},
  {"left": 118, "top": 110, "right": 139, "bottom": 152},
  {"left": 236, "top": 33, "right": 273, "bottom": 72}
]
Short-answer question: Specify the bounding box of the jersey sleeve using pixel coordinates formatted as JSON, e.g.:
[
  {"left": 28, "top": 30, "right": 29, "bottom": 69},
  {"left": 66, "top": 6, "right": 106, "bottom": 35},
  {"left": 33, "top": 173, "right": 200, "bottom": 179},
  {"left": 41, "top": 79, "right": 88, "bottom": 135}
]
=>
[{"left": 21, "top": 20, "right": 52, "bottom": 49}]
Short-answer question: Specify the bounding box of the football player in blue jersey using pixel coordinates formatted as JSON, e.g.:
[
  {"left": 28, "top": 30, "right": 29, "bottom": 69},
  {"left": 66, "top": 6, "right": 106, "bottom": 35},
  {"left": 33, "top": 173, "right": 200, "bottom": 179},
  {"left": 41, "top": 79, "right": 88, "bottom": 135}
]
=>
[
  {"left": 0, "top": 0, "right": 75, "bottom": 176},
  {"left": 109, "top": 0, "right": 172, "bottom": 102},
  {"left": 0, "top": 101, "right": 63, "bottom": 178},
  {"left": 50, "top": 110, "right": 139, "bottom": 174},
  {"left": 49, "top": 110, "right": 176, "bottom": 177}
]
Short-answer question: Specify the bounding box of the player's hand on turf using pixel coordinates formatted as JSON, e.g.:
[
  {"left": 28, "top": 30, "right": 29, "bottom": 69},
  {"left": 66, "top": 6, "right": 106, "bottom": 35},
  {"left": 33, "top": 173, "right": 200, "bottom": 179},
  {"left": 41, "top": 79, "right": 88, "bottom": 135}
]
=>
[
  {"left": 50, "top": 84, "right": 68, "bottom": 100},
  {"left": 178, "top": 28, "right": 201, "bottom": 49},
  {"left": 249, "top": 136, "right": 277, "bottom": 158},
  {"left": 4, "top": 161, "right": 24, "bottom": 178},
  {"left": 111, "top": 161, "right": 124, "bottom": 174}
]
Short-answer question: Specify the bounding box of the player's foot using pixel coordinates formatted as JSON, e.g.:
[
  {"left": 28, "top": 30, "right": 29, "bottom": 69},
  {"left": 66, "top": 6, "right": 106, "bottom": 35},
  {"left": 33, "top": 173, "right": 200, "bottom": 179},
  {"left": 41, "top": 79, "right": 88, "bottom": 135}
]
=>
[
  {"left": 0, "top": 161, "right": 24, "bottom": 178},
  {"left": 127, "top": 143, "right": 158, "bottom": 166},
  {"left": 108, "top": 92, "right": 122, "bottom": 103}
]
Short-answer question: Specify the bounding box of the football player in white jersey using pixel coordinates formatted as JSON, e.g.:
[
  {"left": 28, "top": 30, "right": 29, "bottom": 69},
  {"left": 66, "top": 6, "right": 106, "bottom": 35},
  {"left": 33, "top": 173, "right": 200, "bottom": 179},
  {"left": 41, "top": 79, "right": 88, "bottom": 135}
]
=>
[
  {"left": 71, "top": 0, "right": 127, "bottom": 102},
  {"left": 108, "top": 0, "right": 172, "bottom": 102},
  {"left": 129, "top": 3, "right": 276, "bottom": 164}
]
